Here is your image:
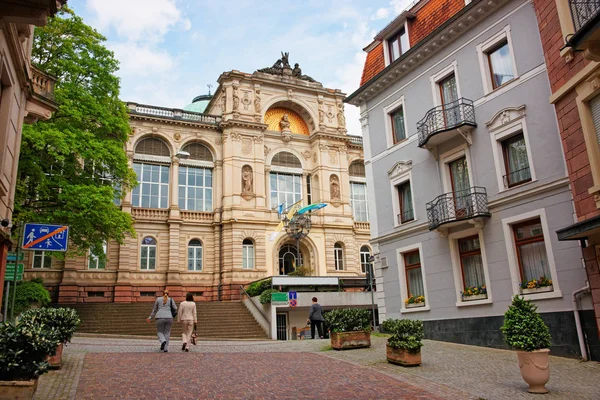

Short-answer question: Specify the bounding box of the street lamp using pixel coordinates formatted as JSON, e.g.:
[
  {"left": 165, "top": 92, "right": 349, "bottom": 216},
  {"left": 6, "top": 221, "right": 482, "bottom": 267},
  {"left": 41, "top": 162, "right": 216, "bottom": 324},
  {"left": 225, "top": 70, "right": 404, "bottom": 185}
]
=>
[{"left": 283, "top": 214, "right": 312, "bottom": 274}]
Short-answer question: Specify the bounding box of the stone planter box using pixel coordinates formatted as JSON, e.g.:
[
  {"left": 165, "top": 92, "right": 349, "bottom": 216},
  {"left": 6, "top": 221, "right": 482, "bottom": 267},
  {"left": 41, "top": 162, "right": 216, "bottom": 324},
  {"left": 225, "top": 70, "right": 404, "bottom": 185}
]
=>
[
  {"left": 462, "top": 294, "right": 487, "bottom": 301},
  {"left": 47, "top": 343, "right": 64, "bottom": 369},
  {"left": 0, "top": 379, "right": 38, "bottom": 400},
  {"left": 520, "top": 286, "right": 553, "bottom": 295},
  {"left": 406, "top": 302, "right": 425, "bottom": 309},
  {"left": 386, "top": 344, "right": 422, "bottom": 366},
  {"left": 330, "top": 331, "right": 371, "bottom": 350}
]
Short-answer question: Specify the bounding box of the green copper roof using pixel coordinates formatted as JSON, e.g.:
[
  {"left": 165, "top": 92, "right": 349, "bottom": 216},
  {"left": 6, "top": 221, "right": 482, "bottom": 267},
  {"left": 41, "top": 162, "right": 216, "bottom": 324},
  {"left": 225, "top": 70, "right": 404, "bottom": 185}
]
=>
[{"left": 183, "top": 94, "right": 212, "bottom": 113}]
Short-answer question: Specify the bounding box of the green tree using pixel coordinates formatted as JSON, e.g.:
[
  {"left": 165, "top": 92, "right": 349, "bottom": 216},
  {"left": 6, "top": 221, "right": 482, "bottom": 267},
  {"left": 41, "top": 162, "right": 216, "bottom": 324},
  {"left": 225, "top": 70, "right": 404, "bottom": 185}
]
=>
[{"left": 15, "top": 7, "right": 136, "bottom": 256}]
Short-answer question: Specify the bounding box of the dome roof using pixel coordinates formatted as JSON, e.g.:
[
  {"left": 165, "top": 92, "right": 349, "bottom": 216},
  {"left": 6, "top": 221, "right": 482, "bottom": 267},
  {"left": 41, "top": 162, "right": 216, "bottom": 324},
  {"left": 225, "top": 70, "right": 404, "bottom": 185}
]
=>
[{"left": 183, "top": 94, "right": 212, "bottom": 113}]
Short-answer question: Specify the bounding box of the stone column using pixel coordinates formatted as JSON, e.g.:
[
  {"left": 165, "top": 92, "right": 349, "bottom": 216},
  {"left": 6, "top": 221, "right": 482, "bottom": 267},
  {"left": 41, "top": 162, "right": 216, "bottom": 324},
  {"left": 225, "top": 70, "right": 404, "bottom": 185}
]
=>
[
  {"left": 169, "top": 156, "right": 180, "bottom": 219},
  {"left": 122, "top": 151, "right": 134, "bottom": 213},
  {"left": 166, "top": 220, "right": 183, "bottom": 299}
]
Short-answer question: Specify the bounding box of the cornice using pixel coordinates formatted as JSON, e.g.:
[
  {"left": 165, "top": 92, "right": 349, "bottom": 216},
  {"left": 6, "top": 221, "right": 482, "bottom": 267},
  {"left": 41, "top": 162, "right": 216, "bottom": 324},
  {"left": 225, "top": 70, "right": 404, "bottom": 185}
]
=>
[
  {"left": 128, "top": 113, "right": 221, "bottom": 130},
  {"left": 219, "top": 118, "right": 268, "bottom": 131}
]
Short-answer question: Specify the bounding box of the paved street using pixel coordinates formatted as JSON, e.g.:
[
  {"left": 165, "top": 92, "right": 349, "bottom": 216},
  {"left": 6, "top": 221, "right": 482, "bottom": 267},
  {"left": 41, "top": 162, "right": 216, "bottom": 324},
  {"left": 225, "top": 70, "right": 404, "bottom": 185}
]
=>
[{"left": 33, "top": 335, "right": 600, "bottom": 400}]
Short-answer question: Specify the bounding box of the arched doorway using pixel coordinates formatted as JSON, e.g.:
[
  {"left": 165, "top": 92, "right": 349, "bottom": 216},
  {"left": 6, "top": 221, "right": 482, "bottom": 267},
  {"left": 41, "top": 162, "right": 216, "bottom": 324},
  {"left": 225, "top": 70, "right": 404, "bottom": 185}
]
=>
[{"left": 278, "top": 243, "right": 303, "bottom": 275}]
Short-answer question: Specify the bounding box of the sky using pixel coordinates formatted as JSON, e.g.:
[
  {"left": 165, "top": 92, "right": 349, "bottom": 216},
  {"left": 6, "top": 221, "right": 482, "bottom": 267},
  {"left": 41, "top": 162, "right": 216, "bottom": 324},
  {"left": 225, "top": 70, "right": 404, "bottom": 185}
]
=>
[{"left": 68, "top": 0, "right": 413, "bottom": 137}]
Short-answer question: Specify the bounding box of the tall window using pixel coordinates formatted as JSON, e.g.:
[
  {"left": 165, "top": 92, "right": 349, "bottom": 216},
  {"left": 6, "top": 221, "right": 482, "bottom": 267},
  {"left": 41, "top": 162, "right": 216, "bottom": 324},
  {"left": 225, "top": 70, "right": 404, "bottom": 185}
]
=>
[
  {"left": 334, "top": 243, "right": 344, "bottom": 271},
  {"left": 32, "top": 251, "right": 51, "bottom": 269},
  {"left": 179, "top": 166, "right": 213, "bottom": 211},
  {"left": 360, "top": 246, "right": 371, "bottom": 274},
  {"left": 242, "top": 239, "right": 255, "bottom": 270},
  {"left": 187, "top": 239, "right": 203, "bottom": 271},
  {"left": 502, "top": 133, "right": 531, "bottom": 187},
  {"left": 487, "top": 41, "right": 514, "bottom": 89},
  {"left": 513, "top": 218, "right": 551, "bottom": 283},
  {"left": 88, "top": 242, "right": 107, "bottom": 270},
  {"left": 140, "top": 237, "right": 157, "bottom": 270},
  {"left": 390, "top": 107, "right": 406, "bottom": 143},
  {"left": 350, "top": 182, "right": 368, "bottom": 222},
  {"left": 131, "top": 163, "right": 170, "bottom": 208},
  {"left": 270, "top": 173, "right": 302, "bottom": 208},
  {"left": 458, "top": 236, "right": 485, "bottom": 289},
  {"left": 397, "top": 181, "right": 413, "bottom": 223},
  {"left": 388, "top": 28, "right": 409, "bottom": 62},
  {"left": 404, "top": 250, "right": 424, "bottom": 298}
]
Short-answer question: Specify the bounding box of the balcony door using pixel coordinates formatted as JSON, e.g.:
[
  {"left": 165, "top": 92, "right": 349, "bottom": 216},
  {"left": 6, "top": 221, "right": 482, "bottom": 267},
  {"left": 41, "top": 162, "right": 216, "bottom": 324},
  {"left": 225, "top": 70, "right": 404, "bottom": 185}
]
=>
[
  {"left": 439, "top": 74, "right": 459, "bottom": 128},
  {"left": 449, "top": 157, "right": 470, "bottom": 218}
]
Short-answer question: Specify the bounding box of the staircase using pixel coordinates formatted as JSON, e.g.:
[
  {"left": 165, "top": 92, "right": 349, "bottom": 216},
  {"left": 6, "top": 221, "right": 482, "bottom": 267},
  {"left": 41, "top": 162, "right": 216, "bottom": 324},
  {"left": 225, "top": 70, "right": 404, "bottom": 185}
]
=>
[{"left": 66, "top": 301, "right": 268, "bottom": 340}]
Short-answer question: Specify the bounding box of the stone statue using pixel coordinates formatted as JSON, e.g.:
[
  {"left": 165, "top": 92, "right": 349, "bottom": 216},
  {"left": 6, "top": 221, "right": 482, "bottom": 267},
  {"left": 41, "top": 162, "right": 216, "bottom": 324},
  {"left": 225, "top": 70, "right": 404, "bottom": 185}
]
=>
[
  {"left": 220, "top": 87, "right": 226, "bottom": 113},
  {"left": 319, "top": 108, "right": 325, "bottom": 124},
  {"left": 256, "top": 52, "right": 317, "bottom": 82},
  {"left": 337, "top": 103, "right": 346, "bottom": 128},
  {"left": 292, "top": 63, "right": 302, "bottom": 77},
  {"left": 254, "top": 90, "right": 261, "bottom": 113},
  {"left": 232, "top": 86, "right": 239, "bottom": 111},
  {"left": 330, "top": 175, "right": 340, "bottom": 200},
  {"left": 242, "top": 166, "right": 253, "bottom": 193},
  {"left": 280, "top": 114, "right": 291, "bottom": 131}
]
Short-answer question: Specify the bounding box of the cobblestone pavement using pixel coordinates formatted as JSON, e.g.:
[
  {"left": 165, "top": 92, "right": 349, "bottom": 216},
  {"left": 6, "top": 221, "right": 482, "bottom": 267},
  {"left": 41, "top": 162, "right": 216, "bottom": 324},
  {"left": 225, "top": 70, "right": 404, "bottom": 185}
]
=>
[{"left": 34, "top": 335, "right": 600, "bottom": 400}]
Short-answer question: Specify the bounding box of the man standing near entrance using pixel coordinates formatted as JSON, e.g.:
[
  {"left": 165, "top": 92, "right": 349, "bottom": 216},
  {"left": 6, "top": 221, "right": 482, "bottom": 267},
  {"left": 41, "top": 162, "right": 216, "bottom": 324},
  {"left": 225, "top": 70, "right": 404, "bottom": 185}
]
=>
[{"left": 307, "top": 297, "right": 324, "bottom": 339}]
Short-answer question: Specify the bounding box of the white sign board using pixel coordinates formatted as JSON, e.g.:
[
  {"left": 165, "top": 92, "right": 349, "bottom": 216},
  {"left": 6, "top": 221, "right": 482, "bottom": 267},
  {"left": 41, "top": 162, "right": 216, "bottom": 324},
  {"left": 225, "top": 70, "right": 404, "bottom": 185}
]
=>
[{"left": 271, "top": 276, "right": 339, "bottom": 286}]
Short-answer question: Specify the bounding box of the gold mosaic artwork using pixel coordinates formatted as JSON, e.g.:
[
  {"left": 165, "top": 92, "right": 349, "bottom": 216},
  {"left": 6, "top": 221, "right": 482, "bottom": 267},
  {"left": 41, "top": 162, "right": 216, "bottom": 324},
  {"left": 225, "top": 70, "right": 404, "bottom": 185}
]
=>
[{"left": 264, "top": 107, "right": 309, "bottom": 135}]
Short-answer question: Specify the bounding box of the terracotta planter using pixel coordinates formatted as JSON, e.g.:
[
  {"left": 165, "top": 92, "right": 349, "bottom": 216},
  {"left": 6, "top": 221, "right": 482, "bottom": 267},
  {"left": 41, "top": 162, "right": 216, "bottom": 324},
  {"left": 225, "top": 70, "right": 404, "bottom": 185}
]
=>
[
  {"left": 386, "top": 344, "right": 421, "bottom": 366},
  {"left": 47, "top": 343, "right": 64, "bottom": 369},
  {"left": 0, "top": 379, "right": 38, "bottom": 400},
  {"left": 517, "top": 349, "right": 550, "bottom": 394},
  {"left": 521, "top": 286, "right": 553, "bottom": 295},
  {"left": 330, "top": 331, "right": 371, "bottom": 350}
]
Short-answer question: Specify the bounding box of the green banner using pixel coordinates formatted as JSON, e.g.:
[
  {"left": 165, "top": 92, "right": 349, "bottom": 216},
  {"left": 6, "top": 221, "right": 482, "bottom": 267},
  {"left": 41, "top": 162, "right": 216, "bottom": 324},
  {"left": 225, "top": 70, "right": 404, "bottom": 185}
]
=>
[{"left": 271, "top": 292, "right": 289, "bottom": 303}]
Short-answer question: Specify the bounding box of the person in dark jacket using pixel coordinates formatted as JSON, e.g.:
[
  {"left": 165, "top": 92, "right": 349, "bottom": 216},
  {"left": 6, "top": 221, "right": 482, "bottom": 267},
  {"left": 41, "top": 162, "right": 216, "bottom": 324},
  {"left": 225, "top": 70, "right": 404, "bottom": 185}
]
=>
[{"left": 307, "top": 297, "right": 325, "bottom": 339}]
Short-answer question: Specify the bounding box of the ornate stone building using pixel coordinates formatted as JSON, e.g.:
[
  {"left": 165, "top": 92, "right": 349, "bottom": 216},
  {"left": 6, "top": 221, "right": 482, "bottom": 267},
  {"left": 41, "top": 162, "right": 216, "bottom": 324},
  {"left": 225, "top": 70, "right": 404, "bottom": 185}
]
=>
[{"left": 24, "top": 55, "right": 371, "bottom": 303}]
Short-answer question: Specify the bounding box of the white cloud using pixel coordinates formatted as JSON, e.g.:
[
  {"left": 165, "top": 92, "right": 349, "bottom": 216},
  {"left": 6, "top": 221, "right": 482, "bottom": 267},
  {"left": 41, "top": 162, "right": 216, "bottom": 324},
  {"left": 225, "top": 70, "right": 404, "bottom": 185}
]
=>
[
  {"left": 372, "top": 8, "right": 390, "bottom": 20},
  {"left": 109, "top": 43, "right": 175, "bottom": 77}
]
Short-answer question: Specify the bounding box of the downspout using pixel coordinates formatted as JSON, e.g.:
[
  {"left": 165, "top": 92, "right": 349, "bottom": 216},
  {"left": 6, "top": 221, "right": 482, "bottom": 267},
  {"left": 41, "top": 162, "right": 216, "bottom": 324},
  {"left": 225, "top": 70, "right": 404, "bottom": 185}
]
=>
[
  {"left": 218, "top": 208, "right": 223, "bottom": 301},
  {"left": 572, "top": 283, "right": 590, "bottom": 361}
]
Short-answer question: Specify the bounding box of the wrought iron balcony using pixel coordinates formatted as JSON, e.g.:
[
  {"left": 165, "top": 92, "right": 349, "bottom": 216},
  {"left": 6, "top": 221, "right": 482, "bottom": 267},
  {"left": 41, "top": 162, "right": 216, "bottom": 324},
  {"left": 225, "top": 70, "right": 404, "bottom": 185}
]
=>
[
  {"left": 570, "top": 0, "right": 600, "bottom": 31},
  {"left": 426, "top": 187, "right": 490, "bottom": 231},
  {"left": 417, "top": 98, "right": 476, "bottom": 148}
]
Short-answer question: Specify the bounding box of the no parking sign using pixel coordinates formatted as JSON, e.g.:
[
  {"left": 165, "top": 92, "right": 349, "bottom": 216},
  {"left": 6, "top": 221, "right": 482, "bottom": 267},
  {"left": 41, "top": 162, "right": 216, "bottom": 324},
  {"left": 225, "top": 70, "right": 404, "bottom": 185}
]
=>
[{"left": 288, "top": 291, "right": 297, "bottom": 307}]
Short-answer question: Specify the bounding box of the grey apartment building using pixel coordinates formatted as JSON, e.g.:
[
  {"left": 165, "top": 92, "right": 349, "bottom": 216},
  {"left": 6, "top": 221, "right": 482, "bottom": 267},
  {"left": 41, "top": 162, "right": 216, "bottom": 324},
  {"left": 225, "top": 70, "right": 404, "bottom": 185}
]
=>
[{"left": 346, "top": 0, "right": 599, "bottom": 359}]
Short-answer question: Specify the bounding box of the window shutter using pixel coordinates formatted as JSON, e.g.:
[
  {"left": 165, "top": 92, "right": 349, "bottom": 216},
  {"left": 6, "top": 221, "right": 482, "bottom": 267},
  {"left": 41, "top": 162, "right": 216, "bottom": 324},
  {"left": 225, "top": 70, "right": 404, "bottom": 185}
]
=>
[{"left": 590, "top": 95, "right": 600, "bottom": 145}]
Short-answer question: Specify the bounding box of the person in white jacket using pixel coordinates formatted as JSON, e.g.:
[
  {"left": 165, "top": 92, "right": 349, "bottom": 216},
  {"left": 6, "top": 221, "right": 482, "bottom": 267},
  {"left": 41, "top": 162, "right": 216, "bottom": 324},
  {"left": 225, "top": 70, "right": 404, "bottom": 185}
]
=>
[{"left": 177, "top": 292, "right": 197, "bottom": 352}]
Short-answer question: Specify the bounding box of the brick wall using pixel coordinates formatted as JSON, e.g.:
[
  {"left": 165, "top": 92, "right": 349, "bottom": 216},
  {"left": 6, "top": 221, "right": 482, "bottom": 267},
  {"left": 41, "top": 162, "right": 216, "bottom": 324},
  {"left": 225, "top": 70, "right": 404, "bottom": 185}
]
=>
[
  {"left": 360, "top": 43, "right": 385, "bottom": 86},
  {"left": 409, "top": 0, "right": 465, "bottom": 46}
]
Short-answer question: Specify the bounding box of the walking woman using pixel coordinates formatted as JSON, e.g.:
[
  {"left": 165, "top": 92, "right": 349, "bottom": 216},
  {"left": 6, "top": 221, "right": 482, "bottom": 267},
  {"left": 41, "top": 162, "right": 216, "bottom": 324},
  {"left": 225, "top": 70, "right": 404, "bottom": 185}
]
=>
[
  {"left": 177, "top": 292, "right": 197, "bottom": 352},
  {"left": 146, "top": 289, "right": 176, "bottom": 352}
]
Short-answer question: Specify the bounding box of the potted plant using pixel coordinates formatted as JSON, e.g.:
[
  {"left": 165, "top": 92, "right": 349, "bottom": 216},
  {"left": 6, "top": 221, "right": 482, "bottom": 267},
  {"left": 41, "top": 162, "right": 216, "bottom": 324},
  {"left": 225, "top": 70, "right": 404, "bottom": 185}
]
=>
[
  {"left": 383, "top": 319, "right": 424, "bottom": 366},
  {"left": 501, "top": 295, "right": 552, "bottom": 394},
  {"left": 20, "top": 308, "right": 81, "bottom": 369},
  {"left": 324, "top": 308, "right": 371, "bottom": 350},
  {"left": 404, "top": 294, "right": 425, "bottom": 308},
  {"left": 0, "top": 317, "right": 59, "bottom": 399},
  {"left": 461, "top": 285, "right": 487, "bottom": 301},
  {"left": 520, "top": 276, "right": 553, "bottom": 295}
]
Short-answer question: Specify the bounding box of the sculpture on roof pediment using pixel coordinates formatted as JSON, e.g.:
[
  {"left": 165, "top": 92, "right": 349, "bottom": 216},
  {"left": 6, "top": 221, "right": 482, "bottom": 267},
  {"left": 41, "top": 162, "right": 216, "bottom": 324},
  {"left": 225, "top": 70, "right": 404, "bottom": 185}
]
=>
[{"left": 256, "top": 52, "right": 317, "bottom": 82}]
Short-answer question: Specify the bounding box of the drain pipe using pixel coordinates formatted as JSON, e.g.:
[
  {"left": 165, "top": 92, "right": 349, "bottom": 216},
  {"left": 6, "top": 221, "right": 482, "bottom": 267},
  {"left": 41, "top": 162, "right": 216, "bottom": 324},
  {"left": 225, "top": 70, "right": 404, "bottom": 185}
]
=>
[{"left": 572, "top": 283, "right": 590, "bottom": 361}]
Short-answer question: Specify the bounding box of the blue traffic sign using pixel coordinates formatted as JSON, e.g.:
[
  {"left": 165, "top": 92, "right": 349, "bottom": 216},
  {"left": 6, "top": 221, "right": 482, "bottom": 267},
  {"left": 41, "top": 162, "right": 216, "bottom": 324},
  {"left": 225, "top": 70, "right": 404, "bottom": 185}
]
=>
[
  {"left": 21, "top": 223, "right": 69, "bottom": 252},
  {"left": 288, "top": 291, "right": 297, "bottom": 300}
]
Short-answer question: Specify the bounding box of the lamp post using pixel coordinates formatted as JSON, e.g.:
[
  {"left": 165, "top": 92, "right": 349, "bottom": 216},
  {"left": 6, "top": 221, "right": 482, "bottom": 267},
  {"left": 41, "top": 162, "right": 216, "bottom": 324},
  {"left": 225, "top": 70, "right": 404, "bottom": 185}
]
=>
[{"left": 283, "top": 214, "right": 312, "bottom": 274}]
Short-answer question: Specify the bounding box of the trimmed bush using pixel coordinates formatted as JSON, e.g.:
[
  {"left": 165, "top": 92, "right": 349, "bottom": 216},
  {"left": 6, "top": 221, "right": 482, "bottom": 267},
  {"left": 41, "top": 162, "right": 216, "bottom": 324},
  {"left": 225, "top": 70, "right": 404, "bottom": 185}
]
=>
[
  {"left": 20, "top": 308, "right": 80, "bottom": 344},
  {"left": 246, "top": 279, "right": 272, "bottom": 297},
  {"left": 501, "top": 295, "right": 551, "bottom": 352},
  {"left": 0, "top": 317, "right": 59, "bottom": 381},
  {"left": 386, "top": 319, "right": 424, "bottom": 354},
  {"left": 259, "top": 288, "right": 279, "bottom": 304},
  {"left": 324, "top": 308, "right": 371, "bottom": 333},
  {"left": 3, "top": 280, "right": 51, "bottom": 317}
]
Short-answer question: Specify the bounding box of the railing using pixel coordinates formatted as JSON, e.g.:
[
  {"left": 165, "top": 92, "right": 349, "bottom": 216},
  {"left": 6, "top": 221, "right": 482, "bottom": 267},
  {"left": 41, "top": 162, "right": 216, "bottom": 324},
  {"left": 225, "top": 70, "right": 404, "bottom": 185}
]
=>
[
  {"left": 239, "top": 285, "right": 270, "bottom": 323},
  {"left": 128, "top": 103, "right": 221, "bottom": 124},
  {"left": 417, "top": 98, "right": 476, "bottom": 147},
  {"left": 503, "top": 166, "right": 531, "bottom": 188},
  {"left": 426, "top": 186, "right": 490, "bottom": 230},
  {"left": 397, "top": 209, "right": 414, "bottom": 225},
  {"left": 30, "top": 66, "right": 56, "bottom": 101},
  {"left": 131, "top": 208, "right": 169, "bottom": 220},
  {"left": 181, "top": 211, "right": 214, "bottom": 222},
  {"left": 353, "top": 221, "right": 370, "bottom": 230},
  {"left": 570, "top": 0, "right": 600, "bottom": 31},
  {"left": 347, "top": 135, "right": 363, "bottom": 145}
]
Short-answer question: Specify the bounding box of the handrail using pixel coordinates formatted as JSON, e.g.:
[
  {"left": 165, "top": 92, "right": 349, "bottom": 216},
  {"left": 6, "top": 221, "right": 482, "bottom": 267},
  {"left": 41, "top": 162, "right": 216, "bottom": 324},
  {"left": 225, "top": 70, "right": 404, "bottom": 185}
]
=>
[
  {"left": 239, "top": 285, "right": 269, "bottom": 323},
  {"left": 569, "top": 0, "right": 600, "bottom": 31},
  {"left": 417, "top": 97, "right": 476, "bottom": 147}
]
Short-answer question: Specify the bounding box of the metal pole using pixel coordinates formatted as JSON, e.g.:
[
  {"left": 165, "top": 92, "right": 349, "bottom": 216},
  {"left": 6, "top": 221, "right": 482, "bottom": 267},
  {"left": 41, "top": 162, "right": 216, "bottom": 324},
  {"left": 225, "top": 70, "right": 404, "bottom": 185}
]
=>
[
  {"left": 370, "top": 262, "right": 376, "bottom": 331},
  {"left": 10, "top": 226, "right": 22, "bottom": 321},
  {"left": 3, "top": 281, "right": 10, "bottom": 322},
  {"left": 296, "top": 237, "right": 300, "bottom": 269}
]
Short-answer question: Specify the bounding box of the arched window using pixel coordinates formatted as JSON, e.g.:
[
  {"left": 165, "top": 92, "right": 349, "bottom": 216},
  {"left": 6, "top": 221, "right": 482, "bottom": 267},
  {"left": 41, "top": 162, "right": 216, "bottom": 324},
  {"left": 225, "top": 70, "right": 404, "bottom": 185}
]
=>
[
  {"left": 278, "top": 244, "right": 302, "bottom": 275},
  {"left": 270, "top": 152, "right": 302, "bottom": 209},
  {"left": 272, "top": 152, "right": 302, "bottom": 168},
  {"left": 188, "top": 239, "right": 203, "bottom": 271},
  {"left": 184, "top": 142, "right": 213, "bottom": 161},
  {"left": 349, "top": 160, "right": 368, "bottom": 222},
  {"left": 360, "top": 245, "right": 371, "bottom": 274},
  {"left": 132, "top": 138, "right": 170, "bottom": 209},
  {"left": 89, "top": 241, "right": 107, "bottom": 270},
  {"left": 242, "top": 239, "right": 254, "bottom": 270},
  {"left": 334, "top": 243, "right": 344, "bottom": 271},
  {"left": 140, "top": 237, "right": 157, "bottom": 270}
]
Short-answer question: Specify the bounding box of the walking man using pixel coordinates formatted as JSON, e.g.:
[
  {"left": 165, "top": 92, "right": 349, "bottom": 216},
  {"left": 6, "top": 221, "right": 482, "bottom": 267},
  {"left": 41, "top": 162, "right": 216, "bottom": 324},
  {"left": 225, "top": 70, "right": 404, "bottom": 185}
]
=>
[{"left": 307, "top": 297, "right": 324, "bottom": 339}]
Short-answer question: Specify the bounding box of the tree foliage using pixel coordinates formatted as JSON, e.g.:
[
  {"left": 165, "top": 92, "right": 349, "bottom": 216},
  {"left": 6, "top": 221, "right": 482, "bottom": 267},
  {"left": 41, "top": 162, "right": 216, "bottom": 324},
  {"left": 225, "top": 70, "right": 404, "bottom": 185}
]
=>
[{"left": 16, "top": 6, "right": 136, "bottom": 256}]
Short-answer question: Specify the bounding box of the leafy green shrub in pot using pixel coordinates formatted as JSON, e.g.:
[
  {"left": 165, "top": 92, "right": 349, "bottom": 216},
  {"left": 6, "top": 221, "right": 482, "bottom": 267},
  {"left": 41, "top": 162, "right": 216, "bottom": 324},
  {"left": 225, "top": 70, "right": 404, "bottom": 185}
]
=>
[
  {"left": 501, "top": 295, "right": 551, "bottom": 352},
  {"left": 324, "top": 308, "right": 371, "bottom": 333},
  {"left": 3, "top": 280, "right": 51, "bottom": 317},
  {"left": 0, "top": 317, "right": 59, "bottom": 381},
  {"left": 246, "top": 278, "right": 272, "bottom": 297},
  {"left": 386, "top": 319, "right": 424, "bottom": 354},
  {"left": 381, "top": 318, "right": 401, "bottom": 334},
  {"left": 259, "top": 288, "right": 279, "bottom": 304},
  {"left": 20, "top": 308, "right": 81, "bottom": 344}
]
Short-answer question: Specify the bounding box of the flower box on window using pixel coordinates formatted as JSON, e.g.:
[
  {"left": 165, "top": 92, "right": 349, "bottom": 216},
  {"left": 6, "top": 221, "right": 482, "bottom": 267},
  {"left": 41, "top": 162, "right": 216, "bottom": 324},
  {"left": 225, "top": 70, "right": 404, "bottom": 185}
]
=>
[
  {"left": 461, "top": 285, "right": 487, "bottom": 301},
  {"left": 406, "top": 302, "right": 426, "bottom": 309},
  {"left": 462, "top": 293, "right": 488, "bottom": 301},
  {"left": 519, "top": 277, "right": 553, "bottom": 295},
  {"left": 521, "top": 285, "right": 553, "bottom": 295},
  {"left": 404, "top": 294, "right": 425, "bottom": 309}
]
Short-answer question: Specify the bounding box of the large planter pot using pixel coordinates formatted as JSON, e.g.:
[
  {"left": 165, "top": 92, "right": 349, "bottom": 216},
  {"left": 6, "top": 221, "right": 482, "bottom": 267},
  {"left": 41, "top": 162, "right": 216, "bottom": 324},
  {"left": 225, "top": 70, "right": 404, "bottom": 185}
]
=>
[
  {"left": 386, "top": 344, "right": 421, "bottom": 366},
  {"left": 0, "top": 379, "right": 39, "bottom": 400},
  {"left": 330, "top": 331, "right": 371, "bottom": 350},
  {"left": 47, "top": 343, "right": 64, "bottom": 369},
  {"left": 517, "top": 349, "right": 550, "bottom": 394}
]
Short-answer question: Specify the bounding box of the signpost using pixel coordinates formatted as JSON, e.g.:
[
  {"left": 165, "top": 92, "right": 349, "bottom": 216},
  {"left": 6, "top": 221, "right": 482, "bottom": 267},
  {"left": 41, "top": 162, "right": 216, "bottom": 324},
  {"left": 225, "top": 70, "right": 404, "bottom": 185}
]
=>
[
  {"left": 22, "top": 223, "right": 69, "bottom": 252},
  {"left": 271, "top": 292, "right": 289, "bottom": 304},
  {"left": 367, "top": 255, "right": 376, "bottom": 331},
  {"left": 4, "top": 263, "right": 24, "bottom": 281}
]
